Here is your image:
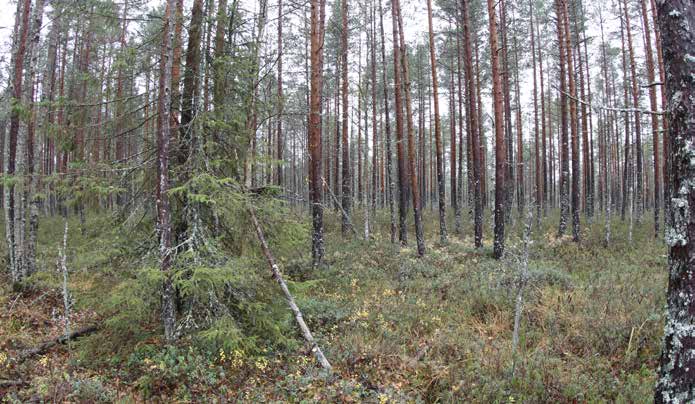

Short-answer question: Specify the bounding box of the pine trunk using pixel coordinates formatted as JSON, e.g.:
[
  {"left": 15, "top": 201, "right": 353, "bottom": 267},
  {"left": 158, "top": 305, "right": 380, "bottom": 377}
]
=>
[
  {"left": 654, "top": 1, "right": 695, "bottom": 401},
  {"left": 487, "top": 0, "right": 506, "bottom": 259},
  {"left": 309, "top": 0, "right": 326, "bottom": 267}
]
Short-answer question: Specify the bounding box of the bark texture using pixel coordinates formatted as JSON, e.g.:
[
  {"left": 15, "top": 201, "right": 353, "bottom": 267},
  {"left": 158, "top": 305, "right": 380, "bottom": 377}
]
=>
[{"left": 654, "top": 1, "right": 695, "bottom": 401}]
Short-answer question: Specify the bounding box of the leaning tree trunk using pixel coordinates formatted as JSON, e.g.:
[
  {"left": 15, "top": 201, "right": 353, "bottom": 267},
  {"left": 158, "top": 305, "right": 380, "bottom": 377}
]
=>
[{"left": 654, "top": 1, "right": 695, "bottom": 402}]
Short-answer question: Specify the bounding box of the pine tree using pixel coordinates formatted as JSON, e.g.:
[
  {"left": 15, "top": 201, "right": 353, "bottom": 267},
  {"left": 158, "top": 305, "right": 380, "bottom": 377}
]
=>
[
  {"left": 487, "top": 0, "right": 506, "bottom": 259},
  {"left": 426, "top": 0, "right": 447, "bottom": 244},
  {"left": 308, "top": 0, "right": 326, "bottom": 267},
  {"left": 654, "top": 1, "right": 695, "bottom": 401}
]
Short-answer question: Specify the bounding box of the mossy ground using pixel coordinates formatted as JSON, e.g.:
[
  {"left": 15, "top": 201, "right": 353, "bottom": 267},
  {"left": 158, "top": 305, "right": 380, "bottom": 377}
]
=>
[{"left": 0, "top": 208, "right": 665, "bottom": 402}]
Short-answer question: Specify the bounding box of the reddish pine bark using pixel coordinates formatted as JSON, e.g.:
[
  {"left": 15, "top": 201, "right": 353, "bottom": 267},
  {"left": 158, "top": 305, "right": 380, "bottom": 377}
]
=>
[
  {"left": 640, "top": 0, "right": 660, "bottom": 236},
  {"left": 487, "top": 0, "right": 506, "bottom": 259},
  {"left": 340, "top": 0, "right": 352, "bottom": 235},
  {"left": 394, "top": 0, "right": 425, "bottom": 256},
  {"left": 462, "top": 0, "right": 483, "bottom": 247},
  {"left": 308, "top": 0, "right": 326, "bottom": 266},
  {"left": 426, "top": 0, "right": 447, "bottom": 244}
]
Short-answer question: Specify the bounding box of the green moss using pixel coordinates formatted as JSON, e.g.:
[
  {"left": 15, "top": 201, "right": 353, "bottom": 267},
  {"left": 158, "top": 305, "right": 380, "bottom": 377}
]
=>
[{"left": 1, "top": 208, "right": 667, "bottom": 401}]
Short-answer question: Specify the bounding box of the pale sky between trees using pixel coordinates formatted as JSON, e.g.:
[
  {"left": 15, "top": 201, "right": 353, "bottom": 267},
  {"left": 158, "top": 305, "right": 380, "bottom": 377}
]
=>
[{"left": 0, "top": 0, "right": 630, "bottom": 144}]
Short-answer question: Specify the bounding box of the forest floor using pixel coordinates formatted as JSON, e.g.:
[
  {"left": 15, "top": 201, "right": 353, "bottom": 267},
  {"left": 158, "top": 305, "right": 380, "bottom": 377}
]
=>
[{"left": 0, "top": 209, "right": 665, "bottom": 402}]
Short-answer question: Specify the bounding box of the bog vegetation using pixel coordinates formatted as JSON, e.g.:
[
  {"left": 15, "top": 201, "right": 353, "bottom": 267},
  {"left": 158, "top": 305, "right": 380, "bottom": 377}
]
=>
[
  {"left": 1, "top": 213, "right": 667, "bottom": 401},
  {"left": 0, "top": 0, "right": 693, "bottom": 401}
]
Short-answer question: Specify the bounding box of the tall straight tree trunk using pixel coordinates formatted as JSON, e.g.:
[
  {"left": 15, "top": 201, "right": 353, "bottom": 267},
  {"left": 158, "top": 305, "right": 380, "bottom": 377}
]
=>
[
  {"left": 176, "top": 0, "right": 206, "bottom": 245},
  {"left": 340, "top": 0, "right": 352, "bottom": 236},
  {"left": 530, "top": 0, "right": 541, "bottom": 223},
  {"left": 276, "top": 0, "right": 284, "bottom": 187},
  {"left": 114, "top": 0, "right": 128, "bottom": 206},
  {"left": 180, "top": 0, "right": 204, "bottom": 148},
  {"left": 513, "top": 20, "right": 524, "bottom": 217},
  {"left": 623, "top": 0, "right": 643, "bottom": 222},
  {"left": 248, "top": 1, "right": 269, "bottom": 187},
  {"left": 640, "top": 0, "right": 660, "bottom": 237},
  {"left": 157, "top": 0, "right": 177, "bottom": 343},
  {"left": 42, "top": 2, "right": 60, "bottom": 215},
  {"left": 309, "top": 0, "right": 326, "bottom": 267},
  {"left": 426, "top": 0, "right": 447, "bottom": 244},
  {"left": 357, "top": 40, "right": 363, "bottom": 207},
  {"left": 548, "top": 80, "right": 556, "bottom": 209},
  {"left": 202, "top": 0, "right": 213, "bottom": 113},
  {"left": 25, "top": 0, "right": 45, "bottom": 279},
  {"left": 619, "top": 0, "right": 632, "bottom": 221},
  {"left": 455, "top": 16, "right": 464, "bottom": 222},
  {"left": 556, "top": 0, "right": 570, "bottom": 237},
  {"left": 487, "top": 0, "right": 506, "bottom": 259},
  {"left": 370, "top": 1, "right": 378, "bottom": 213},
  {"left": 650, "top": 0, "right": 669, "bottom": 231},
  {"left": 378, "top": 0, "right": 396, "bottom": 243},
  {"left": 574, "top": 0, "right": 590, "bottom": 219},
  {"left": 390, "top": 0, "right": 408, "bottom": 245},
  {"left": 562, "top": 0, "right": 581, "bottom": 242},
  {"left": 448, "top": 39, "right": 461, "bottom": 235},
  {"left": 212, "top": 0, "right": 228, "bottom": 114},
  {"left": 334, "top": 74, "right": 340, "bottom": 210},
  {"left": 580, "top": 1, "right": 595, "bottom": 220},
  {"left": 599, "top": 5, "right": 612, "bottom": 214},
  {"left": 449, "top": 39, "right": 459, "bottom": 235},
  {"left": 654, "top": 1, "right": 695, "bottom": 401},
  {"left": 462, "top": 0, "right": 482, "bottom": 247},
  {"left": 6, "top": 0, "right": 32, "bottom": 283},
  {"left": 394, "top": 0, "right": 425, "bottom": 256},
  {"left": 475, "top": 40, "right": 487, "bottom": 209},
  {"left": 499, "top": 0, "right": 514, "bottom": 222},
  {"left": 171, "top": 0, "right": 184, "bottom": 123}
]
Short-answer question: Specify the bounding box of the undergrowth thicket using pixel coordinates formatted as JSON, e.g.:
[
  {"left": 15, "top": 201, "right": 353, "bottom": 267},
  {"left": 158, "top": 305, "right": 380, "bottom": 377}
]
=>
[{"left": 0, "top": 205, "right": 665, "bottom": 402}]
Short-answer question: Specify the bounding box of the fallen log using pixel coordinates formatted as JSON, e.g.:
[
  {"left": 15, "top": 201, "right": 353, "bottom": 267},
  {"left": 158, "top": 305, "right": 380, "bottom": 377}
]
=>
[
  {"left": 16, "top": 325, "right": 99, "bottom": 362},
  {"left": 247, "top": 205, "right": 332, "bottom": 371},
  {"left": 0, "top": 379, "right": 27, "bottom": 388}
]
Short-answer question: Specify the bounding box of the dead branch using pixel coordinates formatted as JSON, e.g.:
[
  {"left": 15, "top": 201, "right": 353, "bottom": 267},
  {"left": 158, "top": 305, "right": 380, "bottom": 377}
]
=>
[
  {"left": 247, "top": 205, "right": 332, "bottom": 371},
  {"left": 553, "top": 85, "right": 664, "bottom": 115},
  {"left": 320, "top": 177, "right": 358, "bottom": 236},
  {"left": 0, "top": 379, "right": 27, "bottom": 387},
  {"left": 15, "top": 325, "right": 99, "bottom": 362}
]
